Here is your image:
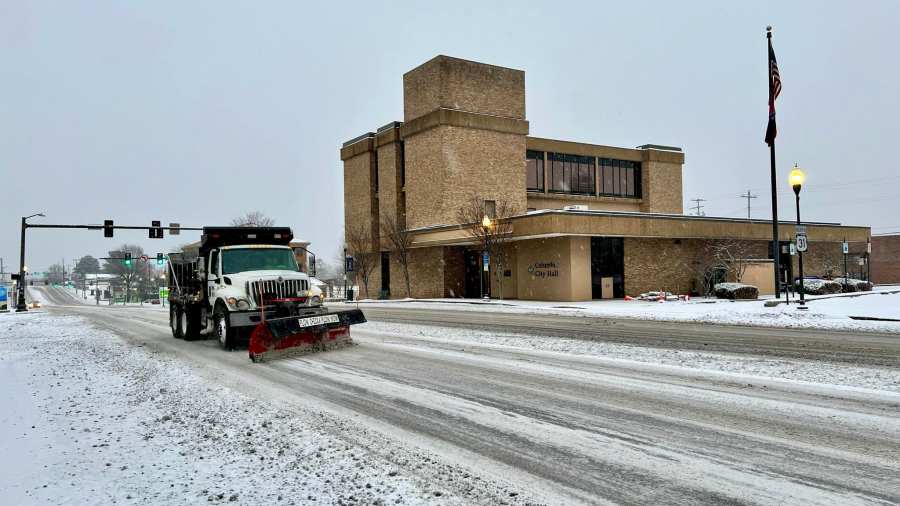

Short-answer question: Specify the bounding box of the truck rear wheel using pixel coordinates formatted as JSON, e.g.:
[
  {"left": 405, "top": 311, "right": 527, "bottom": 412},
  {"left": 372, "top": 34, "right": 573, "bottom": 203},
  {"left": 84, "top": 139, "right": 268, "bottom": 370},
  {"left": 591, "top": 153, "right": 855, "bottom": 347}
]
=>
[
  {"left": 170, "top": 305, "right": 184, "bottom": 339},
  {"left": 214, "top": 306, "right": 234, "bottom": 351},
  {"left": 181, "top": 305, "right": 201, "bottom": 341}
]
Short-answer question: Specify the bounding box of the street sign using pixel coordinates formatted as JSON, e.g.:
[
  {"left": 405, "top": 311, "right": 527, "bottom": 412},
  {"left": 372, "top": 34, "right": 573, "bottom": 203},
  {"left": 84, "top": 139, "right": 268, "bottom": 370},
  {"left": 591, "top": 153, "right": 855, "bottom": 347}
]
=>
[
  {"left": 842, "top": 241, "right": 849, "bottom": 254},
  {"left": 150, "top": 220, "right": 164, "bottom": 239},
  {"left": 858, "top": 257, "right": 865, "bottom": 266},
  {"left": 867, "top": 241, "right": 872, "bottom": 254},
  {"left": 482, "top": 251, "right": 489, "bottom": 272},
  {"left": 789, "top": 243, "right": 797, "bottom": 256},
  {"left": 796, "top": 233, "right": 808, "bottom": 252},
  {"left": 140, "top": 255, "right": 149, "bottom": 262},
  {"left": 158, "top": 287, "right": 169, "bottom": 299},
  {"left": 169, "top": 223, "right": 180, "bottom": 236}
]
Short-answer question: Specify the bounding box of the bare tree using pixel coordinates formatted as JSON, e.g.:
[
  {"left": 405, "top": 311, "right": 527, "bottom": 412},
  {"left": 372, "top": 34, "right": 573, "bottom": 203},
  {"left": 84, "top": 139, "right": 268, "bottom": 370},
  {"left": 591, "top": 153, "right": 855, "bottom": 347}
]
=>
[
  {"left": 104, "top": 244, "right": 144, "bottom": 303},
  {"left": 345, "top": 224, "right": 378, "bottom": 299},
  {"left": 381, "top": 212, "right": 412, "bottom": 297},
  {"left": 46, "top": 263, "right": 65, "bottom": 285},
  {"left": 456, "top": 194, "right": 515, "bottom": 299},
  {"left": 230, "top": 211, "right": 274, "bottom": 227}
]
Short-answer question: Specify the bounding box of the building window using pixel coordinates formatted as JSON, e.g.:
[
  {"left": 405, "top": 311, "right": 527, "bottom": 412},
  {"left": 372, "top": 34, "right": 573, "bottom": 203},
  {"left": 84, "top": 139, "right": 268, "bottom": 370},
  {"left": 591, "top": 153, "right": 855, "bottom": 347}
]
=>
[
  {"left": 526, "top": 150, "right": 544, "bottom": 191},
  {"left": 548, "top": 153, "right": 595, "bottom": 195},
  {"left": 599, "top": 159, "right": 641, "bottom": 198},
  {"left": 484, "top": 200, "right": 496, "bottom": 219}
]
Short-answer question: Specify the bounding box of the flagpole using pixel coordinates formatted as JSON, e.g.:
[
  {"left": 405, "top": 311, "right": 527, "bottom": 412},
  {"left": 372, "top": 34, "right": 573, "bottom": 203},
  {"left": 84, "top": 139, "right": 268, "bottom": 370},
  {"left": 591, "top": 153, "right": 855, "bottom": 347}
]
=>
[{"left": 767, "top": 26, "right": 782, "bottom": 299}]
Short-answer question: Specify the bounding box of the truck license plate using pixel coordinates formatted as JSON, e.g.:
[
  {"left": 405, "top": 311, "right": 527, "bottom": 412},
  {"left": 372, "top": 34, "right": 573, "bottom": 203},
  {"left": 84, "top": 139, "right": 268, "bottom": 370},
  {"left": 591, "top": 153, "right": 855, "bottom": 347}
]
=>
[{"left": 297, "top": 314, "right": 339, "bottom": 328}]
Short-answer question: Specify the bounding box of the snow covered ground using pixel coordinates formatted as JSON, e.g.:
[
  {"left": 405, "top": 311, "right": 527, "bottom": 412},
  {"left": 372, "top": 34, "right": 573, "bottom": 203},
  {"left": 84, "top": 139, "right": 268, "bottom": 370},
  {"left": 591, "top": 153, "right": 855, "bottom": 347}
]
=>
[
  {"left": 0, "top": 312, "right": 521, "bottom": 505},
  {"left": 351, "top": 287, "right": 900, "bottom": 333}
]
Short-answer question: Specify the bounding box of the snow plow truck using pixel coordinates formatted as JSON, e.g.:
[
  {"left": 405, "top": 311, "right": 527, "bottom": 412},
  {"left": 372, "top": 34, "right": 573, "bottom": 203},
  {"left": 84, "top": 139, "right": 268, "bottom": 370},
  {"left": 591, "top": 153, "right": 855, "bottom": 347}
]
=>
[{"left": 167, "top": 226, "right": 365, "bottom": 362}]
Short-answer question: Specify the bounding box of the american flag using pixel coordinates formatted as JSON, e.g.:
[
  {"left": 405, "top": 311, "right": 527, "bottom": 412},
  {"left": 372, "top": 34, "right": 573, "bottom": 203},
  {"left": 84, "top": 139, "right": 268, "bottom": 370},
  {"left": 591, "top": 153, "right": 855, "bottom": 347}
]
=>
[{"left": 765, "top": 36, "right": 781, "bottom": 146}]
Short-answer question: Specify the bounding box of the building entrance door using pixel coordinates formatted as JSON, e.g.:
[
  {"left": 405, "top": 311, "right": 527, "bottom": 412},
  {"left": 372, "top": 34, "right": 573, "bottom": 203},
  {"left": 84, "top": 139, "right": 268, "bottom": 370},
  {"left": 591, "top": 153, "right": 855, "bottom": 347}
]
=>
[
  {"left": 380, "top": 252, "right": 390, "bottom": 299},
  {"left": 591, "top": 237, "right": 624, "bottom": 299},
  {"left": 464, "top": 250, "right": 490, "bottom": 298}
]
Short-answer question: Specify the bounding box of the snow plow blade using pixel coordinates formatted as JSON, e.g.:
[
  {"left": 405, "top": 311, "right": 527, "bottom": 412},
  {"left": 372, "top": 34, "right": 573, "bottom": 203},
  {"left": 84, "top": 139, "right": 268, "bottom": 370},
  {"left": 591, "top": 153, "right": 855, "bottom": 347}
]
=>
[{"left": 248, "top": 309, "right": 367, "bottom": 363}]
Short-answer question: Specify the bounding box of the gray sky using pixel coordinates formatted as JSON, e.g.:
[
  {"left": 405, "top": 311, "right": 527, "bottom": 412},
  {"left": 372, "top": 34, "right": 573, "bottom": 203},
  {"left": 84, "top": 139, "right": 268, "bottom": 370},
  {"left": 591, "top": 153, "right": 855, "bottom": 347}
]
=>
[{"left": 3, "top": 0, "right": 899, "bottom": 273}]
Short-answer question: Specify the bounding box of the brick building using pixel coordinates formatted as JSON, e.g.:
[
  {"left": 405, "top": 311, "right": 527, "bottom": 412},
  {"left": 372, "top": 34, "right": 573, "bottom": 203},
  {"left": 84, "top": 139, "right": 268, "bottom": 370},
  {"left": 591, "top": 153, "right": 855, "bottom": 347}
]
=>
[
  {"left": 341, "top": 55, "right": 870, "bottom": 301},
  {"left": 872, "top": 234, "right": 900, "bottom": 284}
]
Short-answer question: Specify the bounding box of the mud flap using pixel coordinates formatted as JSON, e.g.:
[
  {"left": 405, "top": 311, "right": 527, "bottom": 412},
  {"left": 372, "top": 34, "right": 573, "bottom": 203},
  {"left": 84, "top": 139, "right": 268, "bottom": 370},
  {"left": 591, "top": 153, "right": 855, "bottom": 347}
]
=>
[{"left": 248, "top": 309, "right": 366, "bottom": 362}]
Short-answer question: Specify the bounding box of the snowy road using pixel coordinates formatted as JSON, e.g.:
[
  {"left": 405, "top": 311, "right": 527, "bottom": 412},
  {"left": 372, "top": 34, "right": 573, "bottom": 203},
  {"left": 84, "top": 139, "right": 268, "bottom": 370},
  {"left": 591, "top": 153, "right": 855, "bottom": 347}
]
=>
[{"left": 14, "top": 286, "right": 900, "bottom": 504}]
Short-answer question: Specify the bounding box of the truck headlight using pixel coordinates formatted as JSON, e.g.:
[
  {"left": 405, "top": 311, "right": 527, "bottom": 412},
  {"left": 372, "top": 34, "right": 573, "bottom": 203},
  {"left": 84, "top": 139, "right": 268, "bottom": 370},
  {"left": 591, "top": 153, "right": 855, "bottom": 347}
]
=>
[{"left": 227, "top": 297, "right": 251, "bottom": 310}]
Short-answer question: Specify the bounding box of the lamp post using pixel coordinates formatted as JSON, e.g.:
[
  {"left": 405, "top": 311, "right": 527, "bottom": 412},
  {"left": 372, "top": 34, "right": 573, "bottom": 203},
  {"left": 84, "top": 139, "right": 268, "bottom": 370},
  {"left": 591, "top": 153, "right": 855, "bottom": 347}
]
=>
[
  {"left": 16, "top": 213, "right": 45, "bottom": 311},
  {"left": 480, "top": 216, "right": 492, "bottom": 300},
  {"left": 789, "top": 166, "right": 807, "bottom": 308}
]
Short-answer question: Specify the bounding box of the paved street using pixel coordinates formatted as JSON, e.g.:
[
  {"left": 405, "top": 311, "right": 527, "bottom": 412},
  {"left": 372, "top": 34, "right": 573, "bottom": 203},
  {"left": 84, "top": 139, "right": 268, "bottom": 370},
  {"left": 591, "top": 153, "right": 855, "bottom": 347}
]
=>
[{"left": 26, "top": 286, "right": 900, "bottom": 504}]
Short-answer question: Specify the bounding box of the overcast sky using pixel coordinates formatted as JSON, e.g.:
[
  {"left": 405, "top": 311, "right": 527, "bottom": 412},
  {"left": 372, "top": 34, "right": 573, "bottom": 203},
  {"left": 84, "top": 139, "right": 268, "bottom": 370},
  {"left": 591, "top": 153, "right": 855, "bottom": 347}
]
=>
[{"left": 3, "top": 0, "right": 899, "bottom": 273}]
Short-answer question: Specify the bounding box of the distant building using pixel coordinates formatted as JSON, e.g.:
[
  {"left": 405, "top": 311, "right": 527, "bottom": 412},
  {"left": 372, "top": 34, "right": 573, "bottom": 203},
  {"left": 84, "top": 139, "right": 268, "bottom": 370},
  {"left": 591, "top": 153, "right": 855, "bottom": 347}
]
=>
[
  {"left": 872, "top": 234, "right": 900, "bottom": 284},
  {"left": 341, "top": 56, "right": 871, "bottom": 301}
]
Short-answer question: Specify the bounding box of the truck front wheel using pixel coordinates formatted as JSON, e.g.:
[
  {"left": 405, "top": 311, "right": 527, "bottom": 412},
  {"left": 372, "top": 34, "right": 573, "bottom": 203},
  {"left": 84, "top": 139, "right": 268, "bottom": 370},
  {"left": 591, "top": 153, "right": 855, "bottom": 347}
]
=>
[{"left": 214, "top": 306, "right": 234, "bottom": 351}]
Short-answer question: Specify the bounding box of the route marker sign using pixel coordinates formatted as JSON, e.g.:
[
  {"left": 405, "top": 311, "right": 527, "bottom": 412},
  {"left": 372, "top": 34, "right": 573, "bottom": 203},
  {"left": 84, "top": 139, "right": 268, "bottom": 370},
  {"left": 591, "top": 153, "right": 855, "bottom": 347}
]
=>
[{"left": 796, "top": 233, "right": 808, "bottom": 253}]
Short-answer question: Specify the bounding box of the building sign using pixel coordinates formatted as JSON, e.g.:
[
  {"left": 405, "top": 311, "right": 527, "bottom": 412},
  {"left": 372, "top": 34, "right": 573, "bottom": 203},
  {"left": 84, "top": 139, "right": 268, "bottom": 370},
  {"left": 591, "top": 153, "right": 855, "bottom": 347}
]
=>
[
  {"left": 0, "top": 286, "right": 7, "bottom": 312},
  {"left": 527, "top": 261, "right": 560, "bottom": 279}
]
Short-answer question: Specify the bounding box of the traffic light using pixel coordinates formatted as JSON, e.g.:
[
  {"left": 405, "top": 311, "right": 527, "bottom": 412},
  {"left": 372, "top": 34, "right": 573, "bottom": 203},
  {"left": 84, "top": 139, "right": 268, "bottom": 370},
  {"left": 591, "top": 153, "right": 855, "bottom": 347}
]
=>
[
  {"left": 156, "top": 253, "right": 164, "bottom": 266},
  {"left": 104, "top": 220, "right": 114, "bottom": 238},
  {"left": 150, "top": 220, "right": 163, "bottom": 239},
  {"left": 124, "top": 252, "right": 132, "bottom": 267}
]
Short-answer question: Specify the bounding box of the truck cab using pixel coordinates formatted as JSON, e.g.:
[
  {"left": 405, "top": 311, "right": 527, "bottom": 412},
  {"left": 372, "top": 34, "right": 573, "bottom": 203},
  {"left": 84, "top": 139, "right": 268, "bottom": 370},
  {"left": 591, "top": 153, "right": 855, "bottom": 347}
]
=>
[{"left": 168, "top": 227, "right": 325, "bottom": 349}]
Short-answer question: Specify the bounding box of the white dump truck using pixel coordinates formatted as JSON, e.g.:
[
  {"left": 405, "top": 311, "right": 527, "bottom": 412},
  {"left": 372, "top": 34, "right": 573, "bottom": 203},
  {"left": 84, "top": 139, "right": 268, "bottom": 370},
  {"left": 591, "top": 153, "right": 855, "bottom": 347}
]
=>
[{"left": 167, "top": 227, "right": 364, "bottom": 361}]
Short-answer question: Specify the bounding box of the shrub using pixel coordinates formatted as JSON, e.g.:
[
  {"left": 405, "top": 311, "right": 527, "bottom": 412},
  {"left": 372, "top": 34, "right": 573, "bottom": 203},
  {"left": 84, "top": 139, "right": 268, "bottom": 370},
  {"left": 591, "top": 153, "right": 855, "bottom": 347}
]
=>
[
  {"left": 714, "top": 282, "right": 759, "bottom": 300},
  {"left": 796, "top": 279, "right": 842, "bottom": 295}
]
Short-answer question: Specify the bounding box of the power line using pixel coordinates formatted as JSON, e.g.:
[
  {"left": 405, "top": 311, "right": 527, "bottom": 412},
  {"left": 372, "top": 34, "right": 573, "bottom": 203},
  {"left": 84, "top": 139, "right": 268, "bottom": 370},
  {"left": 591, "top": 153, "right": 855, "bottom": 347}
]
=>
[
  {"left": 738, "top": 190, "right": 758, "bottom": 219},
  {"left": 690, "top": 198, "right": 706, "bottom": 216}
]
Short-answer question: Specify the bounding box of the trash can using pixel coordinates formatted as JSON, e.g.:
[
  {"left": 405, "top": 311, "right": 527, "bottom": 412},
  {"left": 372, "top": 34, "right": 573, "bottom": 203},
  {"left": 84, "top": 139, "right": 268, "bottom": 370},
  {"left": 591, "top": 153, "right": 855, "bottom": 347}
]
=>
[{"left": 347, "top": 288, "right": 354, "bottom": 301}]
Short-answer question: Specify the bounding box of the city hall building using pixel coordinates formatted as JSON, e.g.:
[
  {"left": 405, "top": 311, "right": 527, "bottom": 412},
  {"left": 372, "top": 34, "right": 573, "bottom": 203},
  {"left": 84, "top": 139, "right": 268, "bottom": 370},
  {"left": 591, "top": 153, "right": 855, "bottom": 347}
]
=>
[{"left": 341, "top": 56, "right": 870, "bottom": 301}]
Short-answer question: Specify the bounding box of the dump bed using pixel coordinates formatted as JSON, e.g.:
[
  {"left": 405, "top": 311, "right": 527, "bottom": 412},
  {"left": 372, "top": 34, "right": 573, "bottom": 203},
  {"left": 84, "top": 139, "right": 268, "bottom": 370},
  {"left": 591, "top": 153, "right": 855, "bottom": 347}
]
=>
[{"left": 167, "top": 251, "right": 202, "bottom": 300}]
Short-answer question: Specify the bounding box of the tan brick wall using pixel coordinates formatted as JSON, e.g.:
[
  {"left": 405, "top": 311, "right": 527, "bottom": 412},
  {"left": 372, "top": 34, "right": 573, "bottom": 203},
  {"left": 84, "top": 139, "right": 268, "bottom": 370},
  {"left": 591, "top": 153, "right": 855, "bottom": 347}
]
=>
[
  {"left": 624, "top": 238, "right": 704, "bottom": 296},
  {"left": 640, "top": 160, "right": 683, "bottom": 213},
  {"left": 872, "top": 235, "right": 900, "bottom": 283},
  {"left": 376, "top": 140, "right": 403, "bottom": 246},
  {"left": 404, "top": 125, "right": 527, "bottom": 230},
  {"left": 404, "top": 56, "right": 525, "bottom": 122},
  {"left": 405, "top": 247, "right": 446, "bottom": 298},
  {"left": 343, "top": 151, "right": 378, "bottom": 242}
]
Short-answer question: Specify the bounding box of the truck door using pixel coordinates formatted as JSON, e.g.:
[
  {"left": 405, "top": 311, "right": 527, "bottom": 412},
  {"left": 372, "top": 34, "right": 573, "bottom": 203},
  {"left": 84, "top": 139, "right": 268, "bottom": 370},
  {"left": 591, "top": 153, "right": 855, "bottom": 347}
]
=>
[{"left": 208, "top": 249, "right": 220, "bottom": 304}]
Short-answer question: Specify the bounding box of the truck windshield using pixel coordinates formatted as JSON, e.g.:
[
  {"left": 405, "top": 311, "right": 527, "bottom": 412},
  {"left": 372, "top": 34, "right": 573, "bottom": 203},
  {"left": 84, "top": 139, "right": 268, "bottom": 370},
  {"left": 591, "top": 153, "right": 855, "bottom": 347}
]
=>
[{"left": 221, "top": 248, "right": 298, "bottom": 274}]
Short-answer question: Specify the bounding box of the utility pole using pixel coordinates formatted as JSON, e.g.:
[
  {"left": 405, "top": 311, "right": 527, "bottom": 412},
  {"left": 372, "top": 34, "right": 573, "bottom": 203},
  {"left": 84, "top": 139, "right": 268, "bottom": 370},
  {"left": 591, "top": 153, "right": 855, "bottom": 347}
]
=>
[
  {"left": 690, "top": 198, "right": 706, "bottom": 216},
  {"left": 739, "top": 190, "right": 758, "bottom": 219}
]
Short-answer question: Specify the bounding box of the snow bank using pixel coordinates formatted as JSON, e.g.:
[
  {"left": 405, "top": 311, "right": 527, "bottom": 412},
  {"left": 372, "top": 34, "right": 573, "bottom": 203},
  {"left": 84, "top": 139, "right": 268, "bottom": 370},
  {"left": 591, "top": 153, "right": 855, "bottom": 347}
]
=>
[{"left": 348, "top": 290, "right": 900, "bottom": 332}]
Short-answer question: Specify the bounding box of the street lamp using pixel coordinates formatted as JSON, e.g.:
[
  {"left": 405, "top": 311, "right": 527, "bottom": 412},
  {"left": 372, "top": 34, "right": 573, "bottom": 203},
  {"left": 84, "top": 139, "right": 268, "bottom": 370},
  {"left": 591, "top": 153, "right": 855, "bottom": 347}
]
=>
[
  {"left": 16, "top": 213, "right": 45, "bottom": 312},
  {"left": 480, "top": 216, "right": 493, "bottom": 300},
  {"left": 789, "top": 165, "right": 807, "bottom": 308}
]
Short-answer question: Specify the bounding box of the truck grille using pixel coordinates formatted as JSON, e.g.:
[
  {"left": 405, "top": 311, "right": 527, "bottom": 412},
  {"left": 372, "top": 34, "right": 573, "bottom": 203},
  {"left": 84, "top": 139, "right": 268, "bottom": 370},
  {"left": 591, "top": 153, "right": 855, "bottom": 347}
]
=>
[{"left": 249, "top": 279, "right": 308, "bottom": 305}]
